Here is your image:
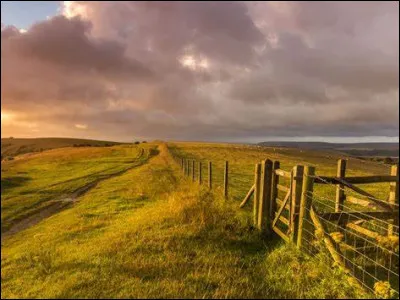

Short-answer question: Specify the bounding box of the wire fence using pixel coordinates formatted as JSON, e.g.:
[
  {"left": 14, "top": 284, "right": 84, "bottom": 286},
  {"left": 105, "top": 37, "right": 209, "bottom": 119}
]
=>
[
  {"left": 300, "top": 176, "right": 399, "bottom": 298},
  {"left": 168, "top": 146, "right": 399, "bottom": 298},
  {"left": 169, "top": 150, "right": 255, "bottom": 202}
]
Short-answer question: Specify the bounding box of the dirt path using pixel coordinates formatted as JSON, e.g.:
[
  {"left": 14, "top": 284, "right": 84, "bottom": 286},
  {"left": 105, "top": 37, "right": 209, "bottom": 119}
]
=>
[{"left": 1, "top": 148, "right": 153, "bottom": 242}]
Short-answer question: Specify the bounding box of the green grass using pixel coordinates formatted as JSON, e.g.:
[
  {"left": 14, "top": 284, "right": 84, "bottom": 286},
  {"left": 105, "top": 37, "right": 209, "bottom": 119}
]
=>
[
  {"left": 167, "top": 141, "right": 392, "bottom": 208},
  {"left": 1, "top": 143, "right": 370, "bottom": 298},
  {"left": 1, "top": 144, "right": 154, "bottom": 232}
]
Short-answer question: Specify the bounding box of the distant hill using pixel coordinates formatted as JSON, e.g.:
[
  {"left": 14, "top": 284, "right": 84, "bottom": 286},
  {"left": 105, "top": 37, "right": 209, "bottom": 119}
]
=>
[
  {"left": 1, "top": 137, "right": 124, "bottom": 158},
  {"left": 257, "top": 141, "right": 399, "bottom": 159}
]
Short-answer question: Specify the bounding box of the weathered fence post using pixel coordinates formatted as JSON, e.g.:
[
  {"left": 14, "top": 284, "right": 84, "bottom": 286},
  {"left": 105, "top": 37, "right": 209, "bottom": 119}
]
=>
[
  {"left": 181, "top": 158, "right": 184, "bottom": 171},
  {"left": 297, "top": 166, "right": 315, "bottom": 249},
  {"left": 388, "top": 164, "right": 399, "bottom": 236},
  {"left": 183, "top": 158, "right": 187, "bottom": 176},
  {"left": 290, "top": 165, "right": 304, "bottom": 242},
  {"left": 258, "top": 159, "right": 273, "bottom": 235},
  {"left": 208, "top": 161, "right": 212, "bottom": 189},
  {"left": 270, "top": 161, "right": 280, "bottom": 220},
  {"left": 192, "top": 160, "right": 195, "bottom": 182},
  {"left": 198, "top": 161, "right": 202, "bottom": 184},
  {"left": 335, "top": 159, "right": 347, "bottom": 212},
  {"left": 224, "top": 161, "right": 229, "bottom": 198},
  {"left": 254, "top": 163, "right": 261, "bottom": 226},
  {"left": 186, "top": 159, "right": 190, "bottom": 177}
]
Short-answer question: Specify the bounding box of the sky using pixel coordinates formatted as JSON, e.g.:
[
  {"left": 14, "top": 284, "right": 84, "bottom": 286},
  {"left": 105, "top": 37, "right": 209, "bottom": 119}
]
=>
[{"left": 1, "top": 1, "right": 399, "bottom": 143}]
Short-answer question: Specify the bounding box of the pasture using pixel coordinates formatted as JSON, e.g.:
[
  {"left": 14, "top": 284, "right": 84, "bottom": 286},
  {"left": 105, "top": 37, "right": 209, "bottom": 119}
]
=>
[{"left": 2, "top": 140, "right": 397, "bottom": 298}]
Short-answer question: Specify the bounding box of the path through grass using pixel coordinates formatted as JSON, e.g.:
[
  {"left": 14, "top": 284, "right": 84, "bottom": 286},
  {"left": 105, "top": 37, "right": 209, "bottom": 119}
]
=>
[{"left": 1, "top": 143, "right": 370, "bottom": 298}]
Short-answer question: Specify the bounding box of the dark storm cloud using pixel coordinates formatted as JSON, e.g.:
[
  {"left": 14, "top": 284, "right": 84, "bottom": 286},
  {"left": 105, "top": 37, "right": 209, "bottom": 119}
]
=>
[{"left": 1, "top": 1, "right": 398, "bottom": 141}]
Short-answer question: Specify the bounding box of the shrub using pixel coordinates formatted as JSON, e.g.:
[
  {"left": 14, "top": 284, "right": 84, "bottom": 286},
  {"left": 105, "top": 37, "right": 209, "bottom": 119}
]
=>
[{"left": 383, "top": 157, "right": 393, "bottom": 164}]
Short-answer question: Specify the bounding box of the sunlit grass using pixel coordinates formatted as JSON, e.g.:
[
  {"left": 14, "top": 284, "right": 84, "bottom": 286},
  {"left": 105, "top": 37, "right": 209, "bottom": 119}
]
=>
[
  {"left": 1, "top": 143, "right": 370, "bottom": 298},
  {"left": 1, "top": 144, "right": 153, "bottom": 232},
  {"left": 167, "top": 142, "right": 392, "bottom": 210}
]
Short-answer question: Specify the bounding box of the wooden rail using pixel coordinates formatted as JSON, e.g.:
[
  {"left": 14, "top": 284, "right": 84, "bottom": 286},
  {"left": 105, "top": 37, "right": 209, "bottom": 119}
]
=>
[
  {"left": 173, "top": 152, "right": 399, "bottom": 296},
  {"left": 315, "top": 175, "right": 398, "bottom": 184},
  {"left": 319, "top": 211, "right": 399, "bottom": 223}
]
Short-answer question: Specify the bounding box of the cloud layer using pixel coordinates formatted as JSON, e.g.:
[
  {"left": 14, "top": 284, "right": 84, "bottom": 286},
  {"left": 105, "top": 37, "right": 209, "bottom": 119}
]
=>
[{"left": 1, "top": 1, "right": 399, "bottom": 142}]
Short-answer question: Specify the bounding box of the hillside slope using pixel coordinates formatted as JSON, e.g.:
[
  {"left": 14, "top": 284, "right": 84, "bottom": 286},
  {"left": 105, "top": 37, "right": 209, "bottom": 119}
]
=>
[
  {"left": 1, "top": 137, "right": 124, "bottom": 158},
  {"left": 1, "top": 144, "right": 153, "bottom": 233},
  {"left": 1, "top": 143, "right": 369, "bottom": 298},
  {"left": 258, "top": 141, "right": 399, "bottom": 158}
]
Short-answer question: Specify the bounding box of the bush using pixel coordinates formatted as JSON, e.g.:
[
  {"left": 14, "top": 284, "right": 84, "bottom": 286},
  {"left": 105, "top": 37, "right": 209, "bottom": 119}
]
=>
[
  {"left": 383, "top": 157, "right": 393, "bottom": 164},
  {"left": 134, "top": 141, "right": 140, "bottom": 145}
]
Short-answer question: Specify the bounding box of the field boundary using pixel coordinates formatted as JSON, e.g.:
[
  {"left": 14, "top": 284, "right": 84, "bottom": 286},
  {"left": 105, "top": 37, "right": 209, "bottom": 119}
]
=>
[{"left": 170, "top": 150, "right": 399, "bottom": 298}]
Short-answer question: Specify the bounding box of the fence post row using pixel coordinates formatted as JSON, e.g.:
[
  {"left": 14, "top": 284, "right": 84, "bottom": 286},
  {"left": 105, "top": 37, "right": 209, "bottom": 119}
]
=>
[
  {"left": 224, "top": 161, "right": 229, "bottom": 198},
  {"left": 254, "top": 163, "right": 261, "bottom": 227},
  {"left": 208, "top": 161, "right": 212, "bottom": 189},
  {"left": 258, "top": 159, "right": 273, "bottom": 235},
  {"left": 270, "top": 161, "right": 280, "bottom": 221},
  {"left": 388, "top": 164, "right": 399, "bottom": 236},
  {"left": 290, "top": 165, "right": 304, "bottom": 242},
  {"left": 335, "top": 159, "right": 347, "bottom": 212},
  {"left": 192, "top": 160, "right": 195, "bottom": 182},
  {"left": 184, "top": 158, "right": 187, "bottom": 175},
  {"left": 297, "top": 166, "right": 315, "bottom": 249},
  {"left": 198, "top": 161, "right": 202, "bottom": 184}
]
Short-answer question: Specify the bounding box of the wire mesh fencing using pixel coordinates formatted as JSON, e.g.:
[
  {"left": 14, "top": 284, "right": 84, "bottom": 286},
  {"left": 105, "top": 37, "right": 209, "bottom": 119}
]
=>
[
  {"left": 299, "top": 177, "right": 399, "bottom": 299},
  {"left": 169, "top": 147, "right": 399, "bottom": 298}
]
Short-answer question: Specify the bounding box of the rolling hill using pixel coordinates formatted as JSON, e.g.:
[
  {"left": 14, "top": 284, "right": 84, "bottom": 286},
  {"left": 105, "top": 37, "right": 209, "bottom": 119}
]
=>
[
  {"left": 1, "top": 137, "right": 124, "bottom": 158},
  {"left": 2, "top": 141, "right": 395, "bottom": 298},
  {"left": 258, "top": 141, "right": 399, "bottom": 158}
]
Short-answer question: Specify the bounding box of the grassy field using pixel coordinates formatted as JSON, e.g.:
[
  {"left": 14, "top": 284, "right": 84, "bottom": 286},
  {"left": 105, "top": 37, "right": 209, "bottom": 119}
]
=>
[
  {"left": 2, "top": 141, "right": 389, "bottom": 298},
  {"left": 167, "top": 142, "right": 392, "bottom": 204},
  {"left": 1, "top": 144, "right": 153, "bottom": 233},
  {"left": 1, "top": 137, "right": 124, "bottom": 158}
]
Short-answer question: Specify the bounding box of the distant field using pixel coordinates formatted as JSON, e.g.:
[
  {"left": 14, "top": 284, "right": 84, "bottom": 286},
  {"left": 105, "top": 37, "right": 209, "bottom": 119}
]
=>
[
  {"left": 258, "top": 141, "right": 399, "bottom": 159},
  {"left": 167, "top": 142, "right": 392, "bottom": 204},
  {"left": 1, "top": 137, "right": 124, "bottom": 158}
]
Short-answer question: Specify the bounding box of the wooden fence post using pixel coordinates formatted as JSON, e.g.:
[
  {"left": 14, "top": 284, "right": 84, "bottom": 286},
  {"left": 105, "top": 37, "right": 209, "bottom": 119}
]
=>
[
  {"left": 388, "top": 164, "right": 399, "bottom": 236},
  {"left": 254, "top": 163, "right": 261, "bottom": 227},
  {"left": 208, "top": 161, "right": 212, "bottom": 189},
  {"left": 198, "top": 161, "right": 202, "bottom": 184},
  {"left": 192, "top": 160, "right": 195, "bottom": 182},
  {"left": 184, "top": 159, "right": 188, "bottom": 176},
  {"left": 186, "top": 159, "right": 190, "bottom": 177},
  {"left": 297, "top": 166, "right": 315, "bottom": 249},
  {"left": 290, "top": 165, "right": 304, "bottom": 242},
  {"left": 181, "top": 158, "right": 184, "bottom": 171},
  {"left": 335, "top": 159, "right": 347, "bottom": 212},
  {"left": 270, "top": 161, "right": 280, "bottom": 220},
  {"left": 224, "top": 161, "right": 229, "bottom": 198},
  {"left": 258, "top": 159, "right": 273, "bottom": 235}
]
